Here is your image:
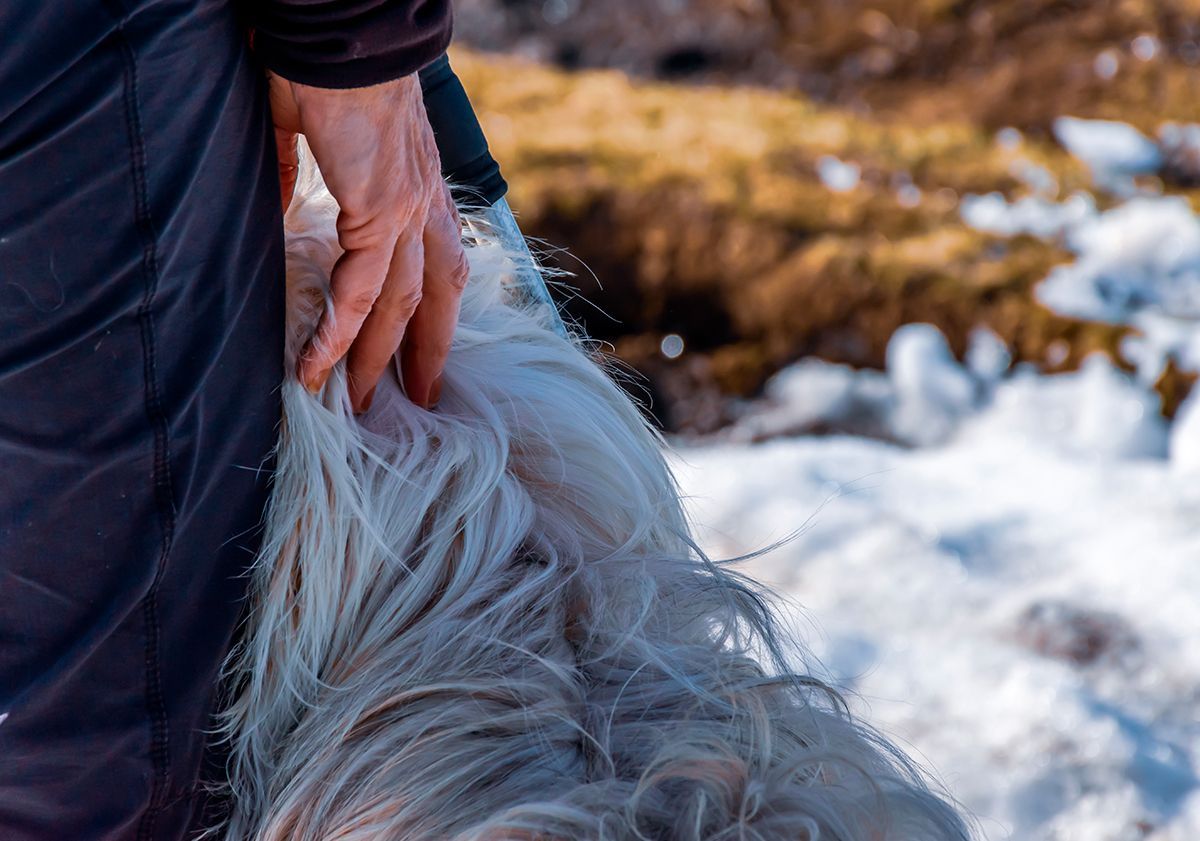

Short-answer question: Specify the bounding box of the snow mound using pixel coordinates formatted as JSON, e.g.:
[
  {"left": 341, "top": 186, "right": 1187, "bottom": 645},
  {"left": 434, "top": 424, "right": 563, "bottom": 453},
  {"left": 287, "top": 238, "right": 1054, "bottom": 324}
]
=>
[
  {"left": 737, "top": 339, "right": 1169, "bottom": 460},
  {"left": 961, "top": 192, "right": 1095, "bottom": 239},
  {"left": 1039, "top": 197, "right": 1200, "bottom": 325},
  {"left": 729, "top": 357, "right": 895, "bottom": 443},
  {"left": 731, "top": 324, "right": 983, "bottom": 447},
  {"left": 1053, "top": 117, "right": 1163, "bottom": 190},
  {"left": 959, "top": 356, "right": 1167, "bottom": 460},
  {"left": 965, "top": 326, "right": 1012, "bottom": 385},
  {"left": 887, "top": 324, "right": 980, "bottom": 447}
]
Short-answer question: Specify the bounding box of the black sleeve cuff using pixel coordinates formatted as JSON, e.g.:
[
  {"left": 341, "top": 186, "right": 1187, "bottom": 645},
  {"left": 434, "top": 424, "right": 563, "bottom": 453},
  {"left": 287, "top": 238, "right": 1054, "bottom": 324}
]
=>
[{"left": 250, "top": 0, "right": 453, "bottom": 89}]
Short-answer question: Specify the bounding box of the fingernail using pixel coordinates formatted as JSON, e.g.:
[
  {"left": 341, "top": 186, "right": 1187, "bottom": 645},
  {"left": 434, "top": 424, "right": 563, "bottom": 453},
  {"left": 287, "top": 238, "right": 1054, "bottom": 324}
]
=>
[
  {"left": 304, "top": 366, "right": 330, "bottom": 395},
  {"left": 428, "top": 376, "right": 443, "bottom": 409}
]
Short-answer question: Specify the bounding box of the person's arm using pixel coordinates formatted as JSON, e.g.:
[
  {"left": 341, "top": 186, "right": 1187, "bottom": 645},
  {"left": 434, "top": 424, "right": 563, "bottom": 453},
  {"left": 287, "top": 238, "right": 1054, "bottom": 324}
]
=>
[
  {"left": 249, "top": 1, "right": 464, "bottom": 413},
  {"left": 251, "top": 0, "right": 452, "bottom": 89}
]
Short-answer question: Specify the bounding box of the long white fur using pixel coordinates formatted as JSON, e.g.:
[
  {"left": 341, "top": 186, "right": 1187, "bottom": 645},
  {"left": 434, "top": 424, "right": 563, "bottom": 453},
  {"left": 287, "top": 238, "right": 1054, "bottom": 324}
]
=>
[{"left": 211, "top": 151, "right": 973, "bottom": 841}]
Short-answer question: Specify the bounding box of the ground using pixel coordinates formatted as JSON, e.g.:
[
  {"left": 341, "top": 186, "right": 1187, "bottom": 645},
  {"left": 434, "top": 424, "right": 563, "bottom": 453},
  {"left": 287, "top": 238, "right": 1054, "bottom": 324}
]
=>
[
  {"left": 659, "top": 123, "right": 1200, "bottom": 837},
  {"left": 452, "top": 43, "right": 1198, "bottom": 430},
  {"left": 677, "top": 399, "right": 1200, "bottom": 839},
  {"left": 448, "top": 10, "right": 1200, "bottom": 836}
]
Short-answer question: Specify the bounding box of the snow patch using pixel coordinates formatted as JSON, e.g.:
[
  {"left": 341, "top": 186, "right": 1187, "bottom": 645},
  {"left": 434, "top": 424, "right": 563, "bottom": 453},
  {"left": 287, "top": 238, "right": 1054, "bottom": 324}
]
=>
[
  {"left": 816, "top": 154, "right": 862, "bottom": 192},
  {"left": 731, "top": 324, "right": 984, "bottom": 446},
  {"left": 675, "top": 371, "right": 1200, "bottom": 838},
  {"left": 1039, "top": 197, "right": 1200, "bottom": 325},
  {"left": 965, "top": 326, "right": 1012, "bottom": 384},
  {"left": 680, "top": 114, "right": 1200, "bottom": 841},
  {"left": 1053, "top": 117, "right": 1162, "bottom": 190},
  {"left": 887, "top": 324, "right": 979, "bottom": 447},
  {"left": 1170, "top": 389, "right": 1200, "bottom": 472},
  {"left": 961, "top": 192, "right": 1095, "bottom": 239},
  {"left": 964, "top": 121, "right": 1200, "bottom": 385}
]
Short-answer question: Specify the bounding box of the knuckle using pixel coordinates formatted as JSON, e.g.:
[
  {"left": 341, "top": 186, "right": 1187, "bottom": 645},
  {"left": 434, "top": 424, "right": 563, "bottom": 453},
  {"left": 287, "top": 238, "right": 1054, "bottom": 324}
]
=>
[
  {"left": 418, "top": 134, "right": 441, "bottom": 172},
  {"left": 343, "top": 288, "right": 379, "bottom": 319},
  {"left": 337, "top": 220, "right": 395, "bottom": 253},
  {"left": 446, "top": 250, "right": 470, "bottom": 292},
  {"left": 390, "top": 284, "right": 424, "bottom": 319},
  {"left": 334, "top": 192, "right": 380, "bottom": 226}
]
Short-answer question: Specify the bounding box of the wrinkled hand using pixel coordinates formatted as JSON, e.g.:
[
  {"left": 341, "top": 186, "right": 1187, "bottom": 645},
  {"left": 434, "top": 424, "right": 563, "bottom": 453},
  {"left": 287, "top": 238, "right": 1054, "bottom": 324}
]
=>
[{"left": 270, "top": 72, "right": 468, "bottom": 411}]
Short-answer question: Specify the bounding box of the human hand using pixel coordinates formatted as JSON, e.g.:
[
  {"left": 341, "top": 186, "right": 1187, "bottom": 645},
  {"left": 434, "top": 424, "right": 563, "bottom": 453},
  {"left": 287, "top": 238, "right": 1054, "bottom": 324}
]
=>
[{"left": 270, "top": 72, "right": 468, "bottom": 411}]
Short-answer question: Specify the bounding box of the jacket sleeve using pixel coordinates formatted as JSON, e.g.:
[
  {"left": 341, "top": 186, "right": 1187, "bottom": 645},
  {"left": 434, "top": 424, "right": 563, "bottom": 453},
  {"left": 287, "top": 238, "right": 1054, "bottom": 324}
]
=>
[{"left": 249, "top": 0, "right": 453, "bottom": 89}]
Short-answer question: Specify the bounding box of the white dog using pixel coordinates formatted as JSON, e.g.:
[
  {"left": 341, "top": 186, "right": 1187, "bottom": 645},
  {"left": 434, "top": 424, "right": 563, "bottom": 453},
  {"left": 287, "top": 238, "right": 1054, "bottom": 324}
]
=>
[{"left": 209, "top": 152, "right": 971, "bottom": 841}]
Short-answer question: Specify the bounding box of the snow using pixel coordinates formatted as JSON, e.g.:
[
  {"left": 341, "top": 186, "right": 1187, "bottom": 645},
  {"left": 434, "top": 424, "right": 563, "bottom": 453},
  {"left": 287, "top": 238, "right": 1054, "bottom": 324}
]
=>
[
  {"left": 671, "top": 117, "right": 1200, "bottom": 839},
  {"left": 963, "top": 121, "right": 1200, "bottom": 385},
  {"left": 886, "top": 324, "right": 980, "bottom": 447},
  {"left": 731, "top": 325, "right": 1168, "bottom": 456},
  {"left": 1039, "top": 197, "right": 1200, "bottom": 329},
  {"left": 995, "top": 127, "right": 1024, "bottom": 151},
  {"left": 960, "top": 192, "right": 1095, "bottom": 239},
  {"left": 817, "top": 154, "right": 862, "bottom": 192},
  {"left": 674, "top": 357, "right": 1200, "bottom": 839},
  {"left": 1159, "top": 122, "right": 1200, "bottom": 171},
  {"left": 1132, "top": 35, "right": 1163, "bottom": 63},
  {"left": 1008, "top": 157, "right": 1061, "bottom": 197},
  {"left": 726, "top": 324, "right": 983, "bottom": 448},
  {"left": 1170, "top": 390, "right": 1200, "bottom": 472},
  {"left": 1094, "top": 51, "right": 1121, "bottom": 81},
  {"left": 965, "top": 325, "right": 1012, "bottom": 384},
  {"left": 1053, "top": 117, "right": 1163, "bottom": 189},
  {"left": 1066, "top": 356, "right": 1168, "bottom": 459}
]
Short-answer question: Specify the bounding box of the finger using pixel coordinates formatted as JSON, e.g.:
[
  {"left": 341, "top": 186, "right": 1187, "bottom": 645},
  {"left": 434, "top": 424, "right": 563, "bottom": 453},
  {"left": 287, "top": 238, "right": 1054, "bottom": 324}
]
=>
[
  {"left": 275, "top": 128, "right": 299, "bottom": 213},
  {"left": 298, "top": 225, "right": 396, "bottom": 393},
  {"left": 401, "top": 188, "right": 469, "bottom": 409},
  {"left": 345, "top": 229, "right": 425, "bottom": 412}
]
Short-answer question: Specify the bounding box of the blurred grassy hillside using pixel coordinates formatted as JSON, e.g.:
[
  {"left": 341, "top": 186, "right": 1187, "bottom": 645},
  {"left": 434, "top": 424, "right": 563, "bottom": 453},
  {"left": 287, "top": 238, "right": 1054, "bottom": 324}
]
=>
[
  {"left": 458, "top": 0, "right": 1200, "bottom": 132},
  {"left": 452, "top": 2, "right": 1200, "bottom": 431}
]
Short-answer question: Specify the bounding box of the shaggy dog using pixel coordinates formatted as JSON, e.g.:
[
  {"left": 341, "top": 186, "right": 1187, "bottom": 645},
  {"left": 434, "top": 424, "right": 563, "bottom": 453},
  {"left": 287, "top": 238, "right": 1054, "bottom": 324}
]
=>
[{"left": 211, "top": 153, "right": 972, "bottom": 841}]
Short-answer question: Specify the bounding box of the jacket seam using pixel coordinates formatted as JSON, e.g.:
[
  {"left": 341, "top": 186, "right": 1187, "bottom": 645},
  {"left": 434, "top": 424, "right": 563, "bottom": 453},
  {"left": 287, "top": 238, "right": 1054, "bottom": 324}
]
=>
[{"left": 115, "top": 23, "right": 178, "bottom": 841}]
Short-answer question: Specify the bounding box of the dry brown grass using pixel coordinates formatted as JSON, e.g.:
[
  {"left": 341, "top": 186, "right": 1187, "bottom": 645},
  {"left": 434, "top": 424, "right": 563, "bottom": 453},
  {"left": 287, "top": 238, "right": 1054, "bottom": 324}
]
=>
[
  {"left": 457, "top": 0, "right": 1200, "bottom": 133},
  {"left": 770, "top": 0, "right": 1200, "bottom": 132},
  {"left": 454, "top": 48, "right": 1141, "bottom": 430}
]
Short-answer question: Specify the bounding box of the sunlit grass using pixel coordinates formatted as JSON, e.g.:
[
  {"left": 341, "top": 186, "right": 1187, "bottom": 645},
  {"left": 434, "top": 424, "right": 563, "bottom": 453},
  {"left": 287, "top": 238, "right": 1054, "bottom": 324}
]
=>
[{"left": 452, "top": 47, "right": 1168, "bottom": 425}]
